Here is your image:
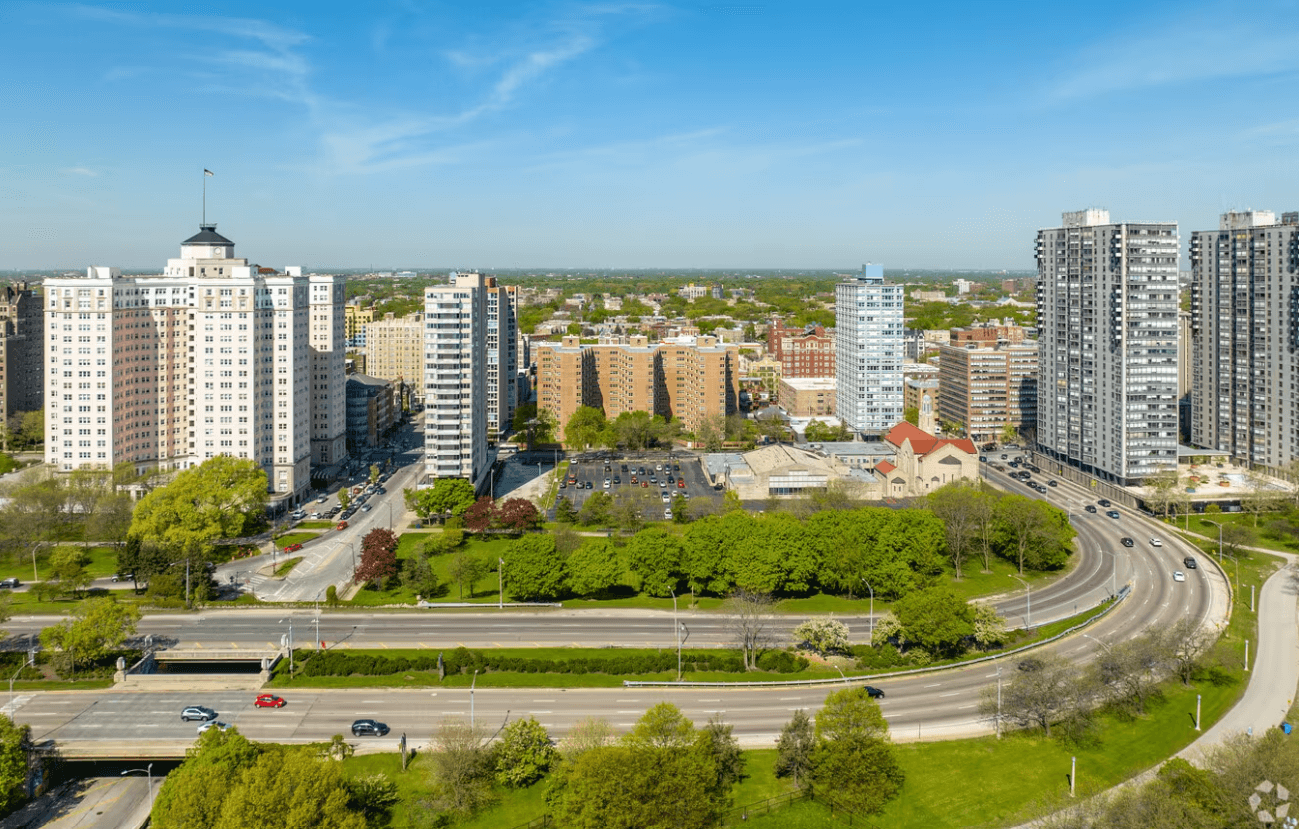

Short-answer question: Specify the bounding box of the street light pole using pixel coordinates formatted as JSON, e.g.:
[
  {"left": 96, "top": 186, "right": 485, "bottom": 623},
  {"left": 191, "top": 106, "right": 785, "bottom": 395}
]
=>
[
  {"left": 1098, "top": 548, "right": 1117, "bottom": 598},
  {"left": 470, "top": 669, "right": 478, "bottom": 728},
  {"left": 672, "top": 592, "right": 680, "bottom": 681},
  {"left": 860, "top": 578, "right": 875, "bottom": 646},
  {"left": 121, "top": 764, "right": 154, "bottom": 807},
  {"left": 9, "top": 649, "right": 35, "bottom": 715},
  {"left": 996, "top": 666, "right": 1002, "bottom": 739},
  {"left": 1010, "top": 574, "right": 1031, "bottom": 628}
]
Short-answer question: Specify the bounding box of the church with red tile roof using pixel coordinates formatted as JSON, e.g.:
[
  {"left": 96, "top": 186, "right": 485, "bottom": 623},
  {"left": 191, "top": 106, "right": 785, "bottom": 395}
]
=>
[{"left": 877, "top": 421, "right": 980, "bottom": 497}]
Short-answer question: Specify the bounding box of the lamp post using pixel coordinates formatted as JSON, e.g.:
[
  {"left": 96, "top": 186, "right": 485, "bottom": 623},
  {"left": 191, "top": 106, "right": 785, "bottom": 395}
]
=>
[
  {"left": 672, "top": 592, "right": 680, "bottom": 681},
  {"left": 679, "top": 623, "right": 690, "bottom": 681},
  {"left": 470, "top": 669, "right": 479, "bottom": 728},
  {"left": 9, "top": 649, "right": 35, "bottom": 715},
  {"left": 995, "top": 666, "right": 1002, "bottom": 739},
  {"left": 121, "top": 763, "right": 153, "bottom": 808},
  {"left": 860, "top": 578, "right": 875, "bottom": 646},
  {"left": 315, "top": 590, "right": 323, "bottom": 650},
  {"left": 1009, "top": 573, "right": 1031, "bottom": 628}
]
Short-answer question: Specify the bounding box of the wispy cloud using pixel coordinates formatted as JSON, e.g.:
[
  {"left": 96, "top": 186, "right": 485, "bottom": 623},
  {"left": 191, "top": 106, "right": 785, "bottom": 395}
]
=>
[
  {"left": 66, "top": 2, "right": 657, "bottom": 175},
  {"left": 1049, "top": 3, "right": 1299, "bottom": 100},
  {"left": 61, "top": 167, "right": 99, "bottom": 177}
]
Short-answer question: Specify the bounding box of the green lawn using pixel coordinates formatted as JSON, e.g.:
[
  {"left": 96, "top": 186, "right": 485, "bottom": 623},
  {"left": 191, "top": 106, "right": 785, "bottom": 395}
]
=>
[
  {"left": 0, "top": 544, "right": 120, "bottom": 584},
  {"left": 347, "top": 535, "right": 514, "bottom": 606},
  {"left": 296, "top": 521, "right": 335, "bottom": 529},
  {"left": 1164, "top": 511, "right": 1299, "bottom": 555}
]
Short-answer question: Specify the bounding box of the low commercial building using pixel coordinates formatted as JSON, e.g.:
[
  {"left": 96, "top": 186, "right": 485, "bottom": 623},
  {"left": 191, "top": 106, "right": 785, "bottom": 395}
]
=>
[{"left": 777, "top": 377, "right": 836, "bottom": 417}]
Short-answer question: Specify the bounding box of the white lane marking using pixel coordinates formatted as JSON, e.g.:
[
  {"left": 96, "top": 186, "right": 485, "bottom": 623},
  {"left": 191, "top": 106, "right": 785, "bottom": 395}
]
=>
[
  {"left": 924, "top": 683, "right": 941, "bottom": 688},
  {"left": 939, "top": 692, "right": 960, "bottom": 698}
]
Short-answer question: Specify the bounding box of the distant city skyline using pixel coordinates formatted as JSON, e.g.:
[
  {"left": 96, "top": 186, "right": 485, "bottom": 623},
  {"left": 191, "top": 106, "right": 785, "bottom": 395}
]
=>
[{"left": 3, "top": 0, "right": 1297, "bottom": 270}]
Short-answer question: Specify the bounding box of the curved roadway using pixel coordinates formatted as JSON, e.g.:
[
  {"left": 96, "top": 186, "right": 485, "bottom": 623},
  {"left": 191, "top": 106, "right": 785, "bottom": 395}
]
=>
[{"left": 10, "top": 461, "right": 1228, "bottom": 751}]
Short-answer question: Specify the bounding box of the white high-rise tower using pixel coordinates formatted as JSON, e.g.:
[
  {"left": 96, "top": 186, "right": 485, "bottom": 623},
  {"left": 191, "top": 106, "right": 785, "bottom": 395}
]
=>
[
  {"left": 43, "top": 224, "right": 347, "bottom": 502},
  {"left": 835, "top": 264, "right": 904, "bottom": 435}
]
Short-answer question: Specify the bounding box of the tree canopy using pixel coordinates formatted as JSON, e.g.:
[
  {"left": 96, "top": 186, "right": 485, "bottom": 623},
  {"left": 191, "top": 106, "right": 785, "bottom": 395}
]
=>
[{"left": 130, "top": 456, "right": 267, "bottom": 554}]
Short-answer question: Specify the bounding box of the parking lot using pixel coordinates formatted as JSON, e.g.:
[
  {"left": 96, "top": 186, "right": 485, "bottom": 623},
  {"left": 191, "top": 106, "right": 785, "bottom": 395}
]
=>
[{"left": 555, "top": 452, "right": 721, "bottom": 522}]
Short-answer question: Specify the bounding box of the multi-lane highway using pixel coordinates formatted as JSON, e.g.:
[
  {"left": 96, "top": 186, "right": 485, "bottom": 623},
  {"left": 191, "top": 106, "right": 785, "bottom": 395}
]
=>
[{"left": 11, "top": 459, "right": 1228, "bottom": 752}]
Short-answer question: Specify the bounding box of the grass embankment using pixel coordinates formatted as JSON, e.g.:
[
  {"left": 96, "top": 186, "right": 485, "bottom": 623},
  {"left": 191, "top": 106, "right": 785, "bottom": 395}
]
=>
[
  {"left": 340, "top": 748, "right": 796, "bottom": 829},
  {"left": 296, "top": 521, "right": 335, "bottom": 530},
  {"left": 1171, "top": 511, "right": 1299, "bottom": 556},
  {"left": 348, "top": 530, "right": 1073, "bottom": 613}
]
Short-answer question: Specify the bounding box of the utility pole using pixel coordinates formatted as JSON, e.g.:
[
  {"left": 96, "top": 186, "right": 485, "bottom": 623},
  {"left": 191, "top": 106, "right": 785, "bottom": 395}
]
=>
[{"left": 861, "top": 578, "right": 874, "bottom": 646}]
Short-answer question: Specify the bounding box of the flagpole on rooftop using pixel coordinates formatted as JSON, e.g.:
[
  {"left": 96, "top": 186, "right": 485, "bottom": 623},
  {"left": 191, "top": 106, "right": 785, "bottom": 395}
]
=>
[{"left": 202, "top": 168, "right": 214, "bottom": 225}]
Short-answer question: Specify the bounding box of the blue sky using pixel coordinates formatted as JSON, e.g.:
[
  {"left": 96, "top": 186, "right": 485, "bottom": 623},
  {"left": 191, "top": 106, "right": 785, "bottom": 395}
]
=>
[{"left": 2, "top": 0, "right": 1298, "bottom": 270}]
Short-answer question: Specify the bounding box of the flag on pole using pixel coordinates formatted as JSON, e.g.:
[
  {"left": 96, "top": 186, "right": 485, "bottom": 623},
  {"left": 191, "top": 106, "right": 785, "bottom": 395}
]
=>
[{"left": 204, "top": 169, "right": 214, "bottom": 176}]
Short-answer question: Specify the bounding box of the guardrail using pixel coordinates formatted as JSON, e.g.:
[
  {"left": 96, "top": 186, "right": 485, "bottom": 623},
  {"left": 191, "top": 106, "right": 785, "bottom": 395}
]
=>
[
  {"left": 623, "top": 584, "right": 1130, "bottom": 689},
  {"left": 415, "top": 601, "right": 564, "bottom": 609}
]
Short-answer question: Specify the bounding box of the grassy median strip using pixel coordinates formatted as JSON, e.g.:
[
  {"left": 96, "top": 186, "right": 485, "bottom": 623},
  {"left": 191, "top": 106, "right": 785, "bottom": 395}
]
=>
[{"left": 273, "top": 556, "right": 304, "bottom": 578}]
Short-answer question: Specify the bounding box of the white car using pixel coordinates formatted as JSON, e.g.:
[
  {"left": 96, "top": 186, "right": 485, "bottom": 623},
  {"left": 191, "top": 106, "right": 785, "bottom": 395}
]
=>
[
  {"left": 197, "top": 721, "right": 232, "bottom": 734},
  {"left": 1172, "top": 571, "right": 1186, "bottom": 582},
  {"left": 664, "top": 509, "right": 673, "bottom": 520},
  {"left": 1150, "top": 538, "right": 1162, "bottom": 547}
]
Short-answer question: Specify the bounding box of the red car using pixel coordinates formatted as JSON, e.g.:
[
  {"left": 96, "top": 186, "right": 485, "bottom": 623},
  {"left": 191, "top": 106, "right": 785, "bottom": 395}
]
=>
[
  {"left": 641, "top": 481, "right": 649, "bottom": 487},
  {"left": 336, "top": 520, "right": 348, "bottom": 530},
  {"left": 283, "top": 543, "right": 303, "bottom": 553},
  {"left": 677, "top": 479, "right": 686, "bottom": 488},
  {"left": 254, "top": 694, "right": 286, "bottom": 708}
]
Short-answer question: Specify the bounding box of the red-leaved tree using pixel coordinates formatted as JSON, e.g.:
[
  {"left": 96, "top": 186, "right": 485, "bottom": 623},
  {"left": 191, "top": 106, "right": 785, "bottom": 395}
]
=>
[
  {"left": 464, "top": 497, "right": 497, "bottom": 534},
  {"left": 355, "top": 527, "right": 399, "bottom": 586},
  {"left": 497, "top": 498, "right": 540, "bottom": 534}
]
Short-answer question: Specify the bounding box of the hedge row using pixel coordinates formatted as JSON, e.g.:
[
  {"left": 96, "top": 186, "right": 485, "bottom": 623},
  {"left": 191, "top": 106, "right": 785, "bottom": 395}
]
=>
[{"left": 298, "top": 647, "right": 808, "bottom": 678}]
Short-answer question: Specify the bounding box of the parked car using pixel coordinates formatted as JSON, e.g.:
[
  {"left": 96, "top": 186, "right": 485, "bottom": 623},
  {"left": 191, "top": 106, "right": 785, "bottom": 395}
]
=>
[
  {"left": 181, "top": 706, "right": 217, "bottom": 722},
  {"left": 283, "top": 543, "right": 303, "bottom": 553},
  {"left": 677, "top": 479, "right": 686, "bottom": 488},
  {"left": 0, "top": 578, "right": 20, "bottom": 589},
  {"left": 352, "top": 719, "right": 390, "bottom": 737},
  {"left": 664, "top": 509, "right": 673, "bottom": 520},
  {"left": 361, "top": 505, "right": 372, "bottom": 512},
  {"left": 1184, "top": 557, "right": 1198, "bottom": 569},
  {"left": 254, "top": 694, "right": 286, "bottom": 708},
  {"left": 111, "top": 573, "right": 134, "bottom": 583}
]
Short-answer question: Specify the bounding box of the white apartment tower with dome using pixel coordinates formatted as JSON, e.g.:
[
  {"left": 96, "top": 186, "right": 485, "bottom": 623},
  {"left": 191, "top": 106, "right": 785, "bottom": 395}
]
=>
[{"left": 43, "top": 224, "right": 347, "bottom": 502}]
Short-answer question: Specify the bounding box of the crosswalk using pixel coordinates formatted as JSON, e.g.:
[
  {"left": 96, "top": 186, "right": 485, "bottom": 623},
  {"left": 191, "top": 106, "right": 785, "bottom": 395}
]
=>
[{"left": 1, "top": 695, "right": 32, "bottom": 718}]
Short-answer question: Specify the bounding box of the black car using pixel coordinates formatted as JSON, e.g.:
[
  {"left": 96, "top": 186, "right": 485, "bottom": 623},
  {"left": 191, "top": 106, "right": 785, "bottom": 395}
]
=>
[
  {"left": 1097, "top": 499, "right": 1111, "bottom": 507},
  {"left": 1121, "top": 537, "right": 1134, "bottom": 547},
  {"left": 352, "top": 719, "right": 390, "bottom": 737},
  {"left": 613, "top": 476, "right": 621, "bottom": 484},
  {"left": 1017, "top": 657, "right": 1044, "bottom": 672},
  {"left": 1085, "top": 505, "right": 1097, "bottom": 513},
  {"left": 586, "top": 481, "right": 593, "bottom": 490},
  {"left": 864, "top": 686, "right": 885, "bottom": 699},
  {"left": 1184, "top": 557, "right": 1198, "bottom": 569},
  {"left": 1106, "top": 510, "right": 1120, "bottom": 519},
  {"left": 1047, "top": 480, "right": 1057, "bottom": 487}
]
